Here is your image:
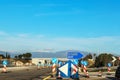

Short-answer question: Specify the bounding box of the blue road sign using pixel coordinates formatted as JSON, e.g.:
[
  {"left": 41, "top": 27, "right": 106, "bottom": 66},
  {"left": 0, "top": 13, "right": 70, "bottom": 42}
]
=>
[
  {"left": 73, "top": 59, "right": 78, "bottom": 65},
  {"left": 67, "top": 52, "right": 83, "bottom": 59},
  {"left": 83, "top": 61, "right": 88, "bottom": 66},
  {"left": 2, "top": 60, "right": 8, "bottom": 65},
  {"left": 52, "top": 58, "right": 58, "bottom": 64},
  {"left": 81, "top": 60, "right": 84, "bottom": 65},
  {"left": 108, "top": 63, "right": 111, "bottom": 67},
  {"left": 58, "top": 60, "right": 79, "bottom": 78},
  {"left": 58, "top": 61, "right": 62, "bottom": 67}
]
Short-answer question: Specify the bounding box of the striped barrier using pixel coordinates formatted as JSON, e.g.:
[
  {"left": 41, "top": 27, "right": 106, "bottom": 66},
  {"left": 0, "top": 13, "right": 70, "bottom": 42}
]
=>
[
  {"left": 52, "top": 63, "right": 56, "bottom": 73},
  {"left": 83, "top": 65, "right": 89, "bottom": 78},
  {"left": 108, "top": 67, "right": 111, "bottom": 72},
  {"left": 2, "top": 65, "right": 7, "bottom": 73}
]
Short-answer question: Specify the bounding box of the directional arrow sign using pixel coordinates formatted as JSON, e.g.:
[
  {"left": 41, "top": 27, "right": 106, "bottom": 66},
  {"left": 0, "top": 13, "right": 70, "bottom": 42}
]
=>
[
  {"left": 83, "top": 61, "right": 88, "bottom": 66},
  {"left": 58, "top": 60, "right": 79, "bottom": 78},
  {"left": 67, "top": 52, "right": 83, "bottom": 59},
  {"left": 52, "top": 58, "right": 58, "bottom": 64},
  {"left": 73, "top": 59, "right": 78, "bottom": 65},
  {"left": 112, "top": 56, "right": 116, "bottom": 62},
  {"left": 81, "top": 60, "right": 84, "bottom": 65},
  {"left": 108, "top": 63, "right": 111, "bottom": 67},
  {"left": 59, "top": 62, "right": 68, "bottom": 76}
]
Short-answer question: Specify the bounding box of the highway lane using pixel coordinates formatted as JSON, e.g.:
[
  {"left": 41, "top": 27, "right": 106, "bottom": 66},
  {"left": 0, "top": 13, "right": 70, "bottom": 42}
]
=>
[
  {"left": 46, "top": 72, "right": 116, "bottom": 80},
  {"left": 0, "top": 66, "right": 52, "bottom": 80},
  {"left": 79, "top": 72, "right": 115, "bottom": 80},
  {"left": 0, "top": 66, "right": 117, "bottom": 80}
]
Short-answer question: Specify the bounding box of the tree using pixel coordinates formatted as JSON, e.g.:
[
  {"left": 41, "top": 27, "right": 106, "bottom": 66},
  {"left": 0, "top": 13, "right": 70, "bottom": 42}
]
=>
[
  {"left": 83, "top": 53, "right": 93, "bottom": 60},
  {"left": 14, "top": 52, "right": 32, "bottom": 60},
  {"left": 7, "top": 54, "right": 11, "bottom": 59},
  {"left": 6, "top": 52, "right": 8, "bottom": 58},
  {"left": 25, "top": 53, "right": 32, "bottom": 58},
  {"left": 18, "top": 54, "right": 23, "bottom": 59},
  {"left": 14, "top": 55, "right": 18, "bottom": 59},
  {"left": 22, "top": 53, "right": 26, "bottom": 58},
  {"left": 94, "top": 53, "right": 113, "bottom": 67},
  {"left": 0, "top": 54, "right": 5, "bottom": 58},
  {"left": 93, "top": 53, "right": 97, "bottom": 60}
]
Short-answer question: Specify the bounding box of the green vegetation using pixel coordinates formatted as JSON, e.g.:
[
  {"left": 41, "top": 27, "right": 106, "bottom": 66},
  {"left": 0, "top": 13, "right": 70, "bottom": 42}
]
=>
[
  {"left": 79, "top": 53, "right": 120, "bottom": 67},
  {"left": 0, "top": 52, "right": 11, "bottom": 59},
  {"left": 14, "top": 52, "right": 32, "bottom": 59},
  {"left": 94, "top": 53, "right": 113, "bottom": 67}
]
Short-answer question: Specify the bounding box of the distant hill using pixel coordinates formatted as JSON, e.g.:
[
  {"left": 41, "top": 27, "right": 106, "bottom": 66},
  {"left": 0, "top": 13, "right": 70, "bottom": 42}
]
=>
[
  {"left": 0, "top": 51, "right": 6, "bottom": 54},
  {"left": 0, "top": 51, "right": 19, "bottom": 58},
  {"left": 0, "top": 50, "right": 90, "bottom": 58},
  {"left": 31, "top": 50, "right": 89, "bottom": 58}
]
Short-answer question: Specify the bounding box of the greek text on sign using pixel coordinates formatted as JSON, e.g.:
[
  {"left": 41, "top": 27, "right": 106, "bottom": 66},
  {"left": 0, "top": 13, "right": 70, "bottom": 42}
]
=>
[{"left": 67, "top": 52, "right": 83, "bottom": 59}]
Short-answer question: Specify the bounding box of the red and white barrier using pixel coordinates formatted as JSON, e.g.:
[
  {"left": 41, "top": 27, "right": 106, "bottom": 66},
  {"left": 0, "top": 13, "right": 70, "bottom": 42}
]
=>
[
  {"left": 108, "top": 67, "right": 111, "bottom": 73},
  {"left": 83, "top": 65, "right": 87, "bottom": 73},
  {"left": 52, "top": 63, "right": 56, "bottom": 73},
  {"left": 83, "top": 65, "right": 89, "bottom": 78},
  {"left": 71, "top": 64, "right": 78, "bottom": 75},
  {"left": 2, "top": 65, "right": 7, "bottom": 73}
]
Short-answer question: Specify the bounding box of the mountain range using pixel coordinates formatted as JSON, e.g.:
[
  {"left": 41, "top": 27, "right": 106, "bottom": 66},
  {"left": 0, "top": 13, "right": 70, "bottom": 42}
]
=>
[{"left": 0, "top": 50, "right": 89, "bottom": 58}]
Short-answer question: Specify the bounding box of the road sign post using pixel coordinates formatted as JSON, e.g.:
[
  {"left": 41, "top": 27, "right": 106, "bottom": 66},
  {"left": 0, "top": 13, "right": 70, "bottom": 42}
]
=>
[
  {"left": 51, "top": 58, "right": 58, "bottom": 77},
  {"left": 56, "top": 61, "right": 63, "bottom": 79},
  {"left": 2, "top": 60, "right": 8, "bottom": 73},
  {"left": 58, "top": 60, "right": 79, "bottom": 78},
  {"left": 82, "top": 61, "right": 89, "bottom": 78},
  {"left": 66, "top": 51, "right": 83, "bottom": 79},
  {"left": 107, "top": 63, "right": 111, "bottom": 75}
]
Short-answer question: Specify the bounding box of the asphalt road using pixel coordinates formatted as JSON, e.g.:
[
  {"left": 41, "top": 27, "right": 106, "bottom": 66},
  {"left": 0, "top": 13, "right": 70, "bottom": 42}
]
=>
[
  {"left": 79, "top": 72, "right": 116, "bottom": 80},
  {"left": 47, "top": 72, "right": 116, "bottom": 80},
  {"left": 0, "top": 66, "right": 118, "bottom": 80},
  {"left": 0, "top": 66, "right": 52, "bottom": 80}
]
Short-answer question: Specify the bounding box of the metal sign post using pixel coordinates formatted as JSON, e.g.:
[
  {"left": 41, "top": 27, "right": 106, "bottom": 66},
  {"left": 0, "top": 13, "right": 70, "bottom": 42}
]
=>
[
  {"left": 67, "top": 51, "right": 83, "bottom": 79},
  {"left": 107, "top": 63, "right": 111, "bottom": 74},
  {"left": 2, "top": 60, "right": 8, "bottom": 73},
  {"left": 51, "top": 58, "right": 58, "bottom": 77}
]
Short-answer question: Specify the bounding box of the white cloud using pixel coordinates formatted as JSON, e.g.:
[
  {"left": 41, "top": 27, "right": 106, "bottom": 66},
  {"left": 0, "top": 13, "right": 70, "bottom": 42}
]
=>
[
  {"left": 0, "top": 32, "right": 120, "bottom": 54},
  {"left": 45, "top": 36, "right": 120, "bottom": 54}
]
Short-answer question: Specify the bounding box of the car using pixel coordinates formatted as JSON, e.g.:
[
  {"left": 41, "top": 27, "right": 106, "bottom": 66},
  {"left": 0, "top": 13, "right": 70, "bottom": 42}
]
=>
[{"left": 115, "top": 66, "right": 120, "bottom": 79}]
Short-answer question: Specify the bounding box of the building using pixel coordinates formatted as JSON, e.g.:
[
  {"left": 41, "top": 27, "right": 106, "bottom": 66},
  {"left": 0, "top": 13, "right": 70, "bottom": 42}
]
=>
[{"left": 32, "top": 58, "right": 68, "bottom": 65}]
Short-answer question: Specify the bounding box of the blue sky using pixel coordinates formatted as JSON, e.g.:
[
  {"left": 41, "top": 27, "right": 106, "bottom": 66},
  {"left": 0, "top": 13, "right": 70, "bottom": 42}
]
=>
[{"left": 0, "top": 0, "right": 120, "bottom": 54}]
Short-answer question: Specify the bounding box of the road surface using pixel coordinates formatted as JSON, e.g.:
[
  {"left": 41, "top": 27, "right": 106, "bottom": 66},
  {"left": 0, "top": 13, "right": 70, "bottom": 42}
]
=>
[
  {"left": 0, "top": 66, "right": 117, "bottom": 80},
  {"left": 0, "top": 66, "right": 52, "bottom": 80}
]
